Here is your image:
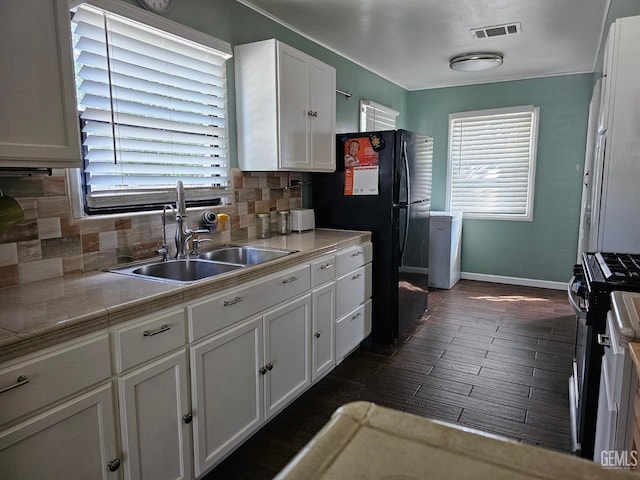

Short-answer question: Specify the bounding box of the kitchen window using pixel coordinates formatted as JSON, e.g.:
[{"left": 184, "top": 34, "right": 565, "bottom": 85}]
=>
[
  {"left": 359, "top": 100, "right": 399, "bottom": 131},
  {"left": 70, "top": 2, "right": 232, "bottom": 215},
  {"left": 446, "top": 106, "right": 539, "bottom": 221}
]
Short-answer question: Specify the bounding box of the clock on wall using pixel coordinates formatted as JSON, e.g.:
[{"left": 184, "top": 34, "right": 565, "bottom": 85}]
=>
[{"left": 137, "top": 0, "right": 173, "bottom": 14}]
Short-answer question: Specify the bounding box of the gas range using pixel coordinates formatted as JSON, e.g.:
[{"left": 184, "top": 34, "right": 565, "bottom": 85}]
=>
[{"left": 569, "top": 251, "right": 640, "bottom": 459}]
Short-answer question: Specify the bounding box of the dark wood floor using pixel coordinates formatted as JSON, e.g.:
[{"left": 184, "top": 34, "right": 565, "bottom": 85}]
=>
[{"left": 204, "top": 280, "right": 576, "bottom": 479}]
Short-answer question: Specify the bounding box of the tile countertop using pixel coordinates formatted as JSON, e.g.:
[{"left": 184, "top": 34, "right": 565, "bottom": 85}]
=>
[
  {"left": 611, "top": 290, "right": 640, "bottom": 344},
  {"left": 275, "top": 402, "right": 637, "bottom": 480},
  {"left": 0, "top": 229, "right": 370, "bottom": 363}
]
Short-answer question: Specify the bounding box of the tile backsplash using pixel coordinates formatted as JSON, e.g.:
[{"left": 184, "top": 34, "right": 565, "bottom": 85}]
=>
[{"left": 0, "top": 168, "right": 302, "bottom": 288}]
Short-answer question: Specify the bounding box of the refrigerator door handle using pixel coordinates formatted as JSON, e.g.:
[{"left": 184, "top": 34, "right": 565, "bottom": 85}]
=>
[{"left": 400, "top": 140, "right": 411, "bottom": 265}]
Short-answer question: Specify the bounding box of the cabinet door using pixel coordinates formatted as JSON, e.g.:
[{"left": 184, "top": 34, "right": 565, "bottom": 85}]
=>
[
  {"left": 119, "top": 350, "right": 192, "bottom": 480},
  {"left": 0, "top": 384, "right": 119, "bottom": 480},
  {"left": 309, "top": 58, "right": 336, "bottom": 172},
  {"left": 264, "top": 294, "right": 311, "bottom": 419},
  {"left": 312, "top": 283, "right": 335, "bottom": 381},
  {"left": 278, "top": 43, "right": 311, "bottom": 170},
  {"left": 0, "top": 0, "right": 81, "bottom": 167},
  {"left": 190, "top": 317, "right": 263, "bottom": 477}
]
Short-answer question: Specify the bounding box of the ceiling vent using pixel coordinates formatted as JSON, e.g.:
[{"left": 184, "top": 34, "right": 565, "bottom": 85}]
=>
[{"left": 471, "top": 22, "right": 521, "bottom": 40}]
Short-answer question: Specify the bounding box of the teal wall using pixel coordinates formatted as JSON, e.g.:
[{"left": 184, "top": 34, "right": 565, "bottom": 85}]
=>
[
  {"left": 118, "top": 0, "right": 640, "bottom": 284},
  {"left": 405, "top": 75, "right": 594, "bottom": 282}
]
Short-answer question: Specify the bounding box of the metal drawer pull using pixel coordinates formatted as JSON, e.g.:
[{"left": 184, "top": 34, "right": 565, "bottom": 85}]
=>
[
  {"left": 259, "top": 366, "right": 267, "bottom": 375},
  {"left": 0, "top": 375, "right": 29, "bottom": 394},
  {"left": 597, "top": 334, "right": 611, "bottom": 348},
  {"left": 314, "top": 331, "right": 321, "bottom": 338},
  {"left": 143, "top": 324, "right": 170, "bottom": 337},
  {"left": 320, "top": 263, "right": 333, "bottom": 270},
  {"left": 351, "top": 251, "right": 363, "bottom": 257},
  {"left": 223, "top": 296, "right": 243, "bottom": 307},
  {"left": 267, "top": 362, "right": 274, "bottom": 370},
  {"left": 351, "top": 273, "right": 362, "bottom": 280},
  {"left": 351, "top": 312, "right": 362, "bottom": 321},
  {"left": 282, "top": 276, "right": 298, "bottom": 284},
  {"left": 183, "top": 412, "right": 193, "bottom": 424}
]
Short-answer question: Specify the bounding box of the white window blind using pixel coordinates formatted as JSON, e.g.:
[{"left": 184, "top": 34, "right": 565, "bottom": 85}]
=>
[
  {"left": 71, "top": 4, "right": 232, "bottom": 211},
  {"left": 447, "top": 106, "right": 539, "bottom": 220},
  {"left": 359, "top": 100, "right": 399, "bottom": 131},
  {"left": 413, "top": 135, "right": 433, "bottom": 215}
]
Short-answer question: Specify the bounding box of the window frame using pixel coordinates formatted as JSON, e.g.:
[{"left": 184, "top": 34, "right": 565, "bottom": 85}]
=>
[
  {"left": 69, "top": 0, "right": 232, "bottom": 217},
  {"left": 445, "top": 105, "right": 539, "bottom": 221}
]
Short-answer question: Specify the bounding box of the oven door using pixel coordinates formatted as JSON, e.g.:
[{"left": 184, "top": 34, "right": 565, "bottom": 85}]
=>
[{"left": 568, "top": 275, "right": 588, "bottom": 453}]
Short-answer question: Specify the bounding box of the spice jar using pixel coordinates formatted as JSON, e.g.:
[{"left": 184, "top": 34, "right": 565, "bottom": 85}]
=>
[
  {"left": 277, "top": 210, "right": 290, "bottom": 235},
  {"left": 255, "top": 213, "right": 271, "bottom": 239}
]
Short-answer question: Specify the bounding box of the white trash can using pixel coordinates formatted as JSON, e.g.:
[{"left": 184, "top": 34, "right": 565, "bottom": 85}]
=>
[{"left": 428, "top": 212, "right": 462, "bottom": 289}]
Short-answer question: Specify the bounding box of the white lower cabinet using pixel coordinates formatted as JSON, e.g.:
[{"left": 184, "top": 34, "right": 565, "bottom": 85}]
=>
[
  {"left": 118, "top": 350, "right": 192, "bottom": 480},
  {"left": 312, "top": 282, "right": 336, "bottom": 381},
  {"left": 190, "top": 316, "right": 264, "bottom": 477},
  {"left": 264, "top": 294, "right": 312, "bottom": 419},
  {"left": 0, "top": 383, "right": 119, "bottom": 480},
  {"left": 190, "top": 294, "right": 311, "bottom": 476}
]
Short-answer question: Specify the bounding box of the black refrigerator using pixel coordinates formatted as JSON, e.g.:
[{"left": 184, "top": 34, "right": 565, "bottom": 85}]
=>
[{"left": 312, "top": 129, "right": 431, "bottom": 344}]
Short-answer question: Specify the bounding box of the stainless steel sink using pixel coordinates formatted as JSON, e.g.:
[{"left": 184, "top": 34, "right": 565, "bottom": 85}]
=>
[
  {"left": 198, "top": 246, "right": 296, "bottom": 265},
  {"left": 108, "top": 259, "right": 244, "bottom": 284}
]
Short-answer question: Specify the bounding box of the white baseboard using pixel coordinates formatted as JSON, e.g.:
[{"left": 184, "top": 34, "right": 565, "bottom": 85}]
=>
[
  {"left": 399, "top": 266, "right": 567, "bottom": 290},
  {"left": 460, "top": 272, "right": 567, "bottom": 290}
]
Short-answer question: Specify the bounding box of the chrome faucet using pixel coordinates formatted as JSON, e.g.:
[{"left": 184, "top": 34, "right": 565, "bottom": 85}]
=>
[
  {"left": 174, "top": 180, "right": 209, "bottom": 259},
  {"left": 155, "top": 203, "right": 175, "bottom": 261}
]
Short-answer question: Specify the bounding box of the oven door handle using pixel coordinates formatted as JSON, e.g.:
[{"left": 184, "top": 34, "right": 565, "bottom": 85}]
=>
[{"left": 567, "top": 276, "right": 587, "bottom": 316}]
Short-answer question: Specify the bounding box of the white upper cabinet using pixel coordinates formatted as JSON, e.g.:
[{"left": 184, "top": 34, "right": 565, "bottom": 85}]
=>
[
  {"left": 0, "top": 0, "right": 82, "bottom": 168},
  {"left": 235, "top": 39, "right": 336, "bottom": 172}
]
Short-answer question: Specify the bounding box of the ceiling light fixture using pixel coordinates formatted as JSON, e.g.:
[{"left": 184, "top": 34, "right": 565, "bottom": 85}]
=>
[{"left": 449, "top": 53, "right": 504, "bottom": 72}]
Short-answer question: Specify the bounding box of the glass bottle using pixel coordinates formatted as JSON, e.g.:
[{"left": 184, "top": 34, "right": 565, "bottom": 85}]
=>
[
  {"left": 255, "top": 213, "right": 271, "bottom": 239},
  {"left": 277, "top": 210, "right": 290, "bottom": 235}
]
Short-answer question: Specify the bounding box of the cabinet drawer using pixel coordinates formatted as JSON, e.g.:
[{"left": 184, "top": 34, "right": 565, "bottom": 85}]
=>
[
  {"left": 0, "top": 333, "right": 111, "bottom": 426},
  {"left": 311, "top": 255, "right": 336, "bottom": 287},
  {"left": 336, "top": 300, "right": 372, "bottom": 363},
  {"left": 189, "top": 264, "right": 311, "bottom": 341},
  {"left": 335, "top": 243, "right": 372, "bottom": 278},
  {"left": 336, "top": 263, "right": 372, "bottom": 319},
  {"left": 113, "top": 307, "right": 186, "bottom": 373}
]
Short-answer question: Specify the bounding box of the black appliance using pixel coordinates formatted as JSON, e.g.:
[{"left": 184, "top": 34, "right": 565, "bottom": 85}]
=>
[
  {"left": 312, "top": 129, "right": 431, "bottom": 344},
  {"left": 568, "top": 252, "right": 640, "bottom": 459}
]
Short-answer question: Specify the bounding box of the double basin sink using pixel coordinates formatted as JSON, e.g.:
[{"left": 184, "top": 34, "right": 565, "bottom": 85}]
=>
[{"left": 108, "top": 246, "right": 297, "bottom": 284}]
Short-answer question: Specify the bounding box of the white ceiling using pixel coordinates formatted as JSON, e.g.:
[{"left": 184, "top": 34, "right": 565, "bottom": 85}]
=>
[{"left": 236, "top": 0, "right": 610, "bottom": 90}]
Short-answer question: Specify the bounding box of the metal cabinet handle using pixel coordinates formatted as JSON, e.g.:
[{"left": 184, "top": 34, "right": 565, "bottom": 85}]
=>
[
  {"left": 223, "top": 296, "right": 243, "bottom": 307},
  {"left": 351, "top": 251, "right": 363, "bottom": 257},
  {"left": 0, "top": 375, "right": 29, "bottom": 394},
  {"left": 307, "top": 111, "right": 318, "bottom": 117},
  {"left": 314, "top": 331, "right": 321, "bottom": 338},
  {"left": 320, "top": 263, "right": 333, "bottom": 270},
  {"left": 598, "top": 334, "right": 611, "bottom": 348},
  {"left": 282, "top": 276, "right": 297, "bottom": 284},
  {"left": 108, "top": 459, "right": 121, "bottom": 472},
  {"left": 351, "top": 312, "right": 362, "bottom": 321},
  {"left": 267, "top": 362, "right": 274, "bottom": 371},
  {"left": 183, "top": 412, "right": 193, "bottom": 424},
  {"left": 259, "top": 366, "right": 268, "bottom": 375},
  {"left": 351, "top": 273, "right": 362, "bottom": 280},
  {"left": 143, "top": 324, "right": 170, "bottom": 337}
]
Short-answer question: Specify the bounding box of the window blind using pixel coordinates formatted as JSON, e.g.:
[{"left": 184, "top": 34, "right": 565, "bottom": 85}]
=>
[
  {"left": 359, "top": 100, "right": 399, "bottom": 131},
  {"left": 413, "top": 135, "right": 433, "bottom": 215},
  {"left": 71, "top": 4, "right": 231, "bottom": 211},
  {"left": 448, "top": 106, "right": 538, "bottom": 220}
]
